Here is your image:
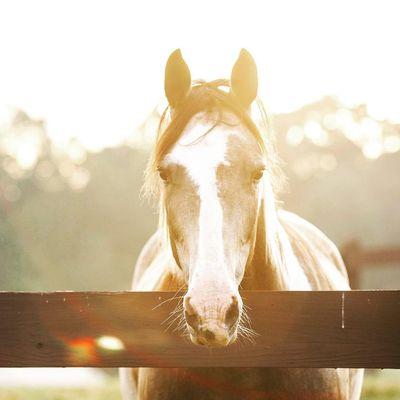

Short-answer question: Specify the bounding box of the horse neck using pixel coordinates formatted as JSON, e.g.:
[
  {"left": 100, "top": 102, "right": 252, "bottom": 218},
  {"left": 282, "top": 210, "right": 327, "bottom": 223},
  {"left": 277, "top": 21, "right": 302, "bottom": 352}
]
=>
[{"left": 241, "top": 182, "right": 292, "bottom": 290}]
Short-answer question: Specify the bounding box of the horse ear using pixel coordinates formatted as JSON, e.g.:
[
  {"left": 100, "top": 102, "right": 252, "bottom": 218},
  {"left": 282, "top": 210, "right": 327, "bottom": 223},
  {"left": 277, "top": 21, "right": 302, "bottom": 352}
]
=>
[
  {"left": 164, "top": 49, "right": 191, "bottom": 108},
  {"left": 230, "top": 49, "right": 258, "bottom": 108}
]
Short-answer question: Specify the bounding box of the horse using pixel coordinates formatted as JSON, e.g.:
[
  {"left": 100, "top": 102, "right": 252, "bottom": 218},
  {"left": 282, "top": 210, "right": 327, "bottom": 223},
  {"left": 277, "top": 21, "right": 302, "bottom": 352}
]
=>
[{"left": 120, "top": 48, "right": 364, "bottom": 399}]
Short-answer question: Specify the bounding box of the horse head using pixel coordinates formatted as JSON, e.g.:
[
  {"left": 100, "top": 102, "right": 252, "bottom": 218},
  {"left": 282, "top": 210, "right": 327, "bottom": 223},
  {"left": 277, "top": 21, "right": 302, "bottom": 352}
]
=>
[{"left": 149, "top": 49, "right": 276, "bottom": 347}]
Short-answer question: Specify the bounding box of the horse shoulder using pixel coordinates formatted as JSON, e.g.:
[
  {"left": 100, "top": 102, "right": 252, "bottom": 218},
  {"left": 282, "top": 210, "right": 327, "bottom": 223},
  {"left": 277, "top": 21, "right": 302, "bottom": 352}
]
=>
[
  {"left": 131, "top": 230, "right": 163, "bottom": 288},
  {"left": 132, "top": 230, "right": 185, "bottom": 291},
  {"left": 121, "top": 232, "right": 163, "bottom": 400},
  {"left": 278, "top": 210, "right": 350, "bottom": 290},
  {"left": 120, "top": 231, "right": 185, "bottom": 400}
]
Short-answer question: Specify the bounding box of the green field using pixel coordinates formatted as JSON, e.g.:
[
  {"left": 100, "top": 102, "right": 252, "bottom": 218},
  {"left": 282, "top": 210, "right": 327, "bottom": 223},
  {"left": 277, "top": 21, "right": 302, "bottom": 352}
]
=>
[
  {"left": 361, "top": 371, "right": 400, "bottom": 400},
  {"left": 0, "top": 380, "right": 120, "bottom": 400},
  {"left": 1, "top": 372, "right": 399, "bottom": 400}
]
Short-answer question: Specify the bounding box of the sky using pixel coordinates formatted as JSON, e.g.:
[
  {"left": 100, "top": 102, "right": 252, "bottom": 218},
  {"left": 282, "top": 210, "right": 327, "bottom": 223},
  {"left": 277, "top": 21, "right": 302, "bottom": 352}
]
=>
[{"left": 0, "top": 0, "right": 399, "bottom": 151}]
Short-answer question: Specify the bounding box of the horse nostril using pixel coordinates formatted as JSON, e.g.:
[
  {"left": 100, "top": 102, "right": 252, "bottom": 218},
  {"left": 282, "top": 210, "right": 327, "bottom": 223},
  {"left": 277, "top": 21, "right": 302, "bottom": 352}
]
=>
[
  {"left": 184, "top": 296, "right": 200, "bottom": 330},
  {"left": 202, "top": 329, "right": 215, "bottom": 341},
  {"left": 185, "top": 310, "right": 200, "bottom": 330},
  {"left": 184, "top": 296, "right": 195, "bottom": 313},
  {"left": 225, "top": 296, "right": 240, "bottom": 327}
]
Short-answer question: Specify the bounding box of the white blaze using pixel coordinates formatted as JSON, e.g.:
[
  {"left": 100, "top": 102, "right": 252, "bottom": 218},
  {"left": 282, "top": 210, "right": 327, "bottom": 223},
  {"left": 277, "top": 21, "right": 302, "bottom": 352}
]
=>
[{"left": 165, "top": 113, "right": 235, "bottom": 285}]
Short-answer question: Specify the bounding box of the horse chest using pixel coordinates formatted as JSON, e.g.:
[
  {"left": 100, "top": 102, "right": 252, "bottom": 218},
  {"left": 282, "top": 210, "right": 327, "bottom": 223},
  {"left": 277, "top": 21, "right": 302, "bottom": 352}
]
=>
[{"left": 137, "top": 367, "right": 347, "bottom": 400}]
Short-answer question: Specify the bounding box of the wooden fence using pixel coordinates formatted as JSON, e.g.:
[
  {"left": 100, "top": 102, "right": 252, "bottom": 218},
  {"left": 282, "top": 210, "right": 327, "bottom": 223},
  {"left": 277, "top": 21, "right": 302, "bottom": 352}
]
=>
[
  {"left": 341, "top": 240, "right": 400, "bottom": 289},
  {"left": 1, "top": 290, "right": 399, "bottom": 369}
]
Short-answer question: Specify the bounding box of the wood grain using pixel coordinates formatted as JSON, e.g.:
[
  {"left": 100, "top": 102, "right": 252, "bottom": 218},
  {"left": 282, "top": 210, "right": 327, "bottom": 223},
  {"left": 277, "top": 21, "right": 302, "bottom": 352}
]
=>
[{"left": 0, "top": 291, "right": 399, "bottom": 368}]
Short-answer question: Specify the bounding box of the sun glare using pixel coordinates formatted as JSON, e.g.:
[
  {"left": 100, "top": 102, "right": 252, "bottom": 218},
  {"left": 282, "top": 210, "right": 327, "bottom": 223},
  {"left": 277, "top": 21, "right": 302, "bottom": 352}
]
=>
[
  {"left": 96, "top": 336, "right": 125, "bottom": 351},
  {"left": 0, "top": 1, "right": 399, "bottom": 152}
]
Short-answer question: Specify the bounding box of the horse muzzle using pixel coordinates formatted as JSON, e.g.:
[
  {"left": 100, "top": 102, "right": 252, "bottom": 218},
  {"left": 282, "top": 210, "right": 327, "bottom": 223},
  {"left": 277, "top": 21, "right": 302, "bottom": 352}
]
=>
[{"left": 183, "top": 294, "right": 241, "bottom": 347}]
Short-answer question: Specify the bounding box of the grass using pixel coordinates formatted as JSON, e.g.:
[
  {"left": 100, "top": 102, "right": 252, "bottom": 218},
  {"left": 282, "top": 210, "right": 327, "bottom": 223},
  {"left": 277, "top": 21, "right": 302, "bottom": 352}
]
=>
[
  {"left": 0, "top": 380, "right": 120, "bottom": 400},
  {"left": 361, "top": 370, "right": 400, "bottom": 400},
  {"left": 0, "top": 372, "right": 399, "bottom": 399}
]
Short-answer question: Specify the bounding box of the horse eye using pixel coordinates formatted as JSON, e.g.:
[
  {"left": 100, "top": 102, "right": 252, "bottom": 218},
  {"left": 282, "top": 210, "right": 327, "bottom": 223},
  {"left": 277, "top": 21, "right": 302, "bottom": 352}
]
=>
[
  {"left": 252, "top": 168, "right": 264, "bottom": 182},
  {"left": 157, "top": 167, "right": 169, "bottom": 182}
]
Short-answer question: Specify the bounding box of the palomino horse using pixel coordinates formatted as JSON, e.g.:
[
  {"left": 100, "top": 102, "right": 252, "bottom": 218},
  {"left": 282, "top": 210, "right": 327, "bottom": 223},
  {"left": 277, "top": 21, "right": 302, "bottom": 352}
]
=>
[{"left": 120, "top": 49, "right": 364, "bottom": 399}]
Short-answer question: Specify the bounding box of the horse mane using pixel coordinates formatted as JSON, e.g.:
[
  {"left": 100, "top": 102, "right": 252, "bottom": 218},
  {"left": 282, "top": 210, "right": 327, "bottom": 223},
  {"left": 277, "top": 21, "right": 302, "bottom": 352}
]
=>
[{"left": 142, "top": 79, "right": 283, "bottom": 204}]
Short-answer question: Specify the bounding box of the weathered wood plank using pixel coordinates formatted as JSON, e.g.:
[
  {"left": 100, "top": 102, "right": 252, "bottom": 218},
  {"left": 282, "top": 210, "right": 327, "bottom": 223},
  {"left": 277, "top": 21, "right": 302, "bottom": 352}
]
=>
[
  {"left": 0, "top": 291, "right": 399, "bottom": 368},
  {"left": 361, "top": 248, "right": 400, "bottom": 265}
]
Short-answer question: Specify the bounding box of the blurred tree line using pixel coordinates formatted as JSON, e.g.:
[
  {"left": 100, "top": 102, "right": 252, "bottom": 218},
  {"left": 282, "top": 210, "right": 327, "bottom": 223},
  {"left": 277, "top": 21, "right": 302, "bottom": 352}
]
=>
[
  {"left": 0, "top": 109, "right": 154, "bottom": 290},
  {"left": 0, "top": 97, "right": 399, "bottom": 290}
]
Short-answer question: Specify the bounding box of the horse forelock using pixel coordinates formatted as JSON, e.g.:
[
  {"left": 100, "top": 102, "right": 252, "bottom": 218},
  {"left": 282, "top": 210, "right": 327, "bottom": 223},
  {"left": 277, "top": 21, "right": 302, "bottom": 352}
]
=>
[{"left": 142, "top": 79, "right": 283, "bottom": 205}]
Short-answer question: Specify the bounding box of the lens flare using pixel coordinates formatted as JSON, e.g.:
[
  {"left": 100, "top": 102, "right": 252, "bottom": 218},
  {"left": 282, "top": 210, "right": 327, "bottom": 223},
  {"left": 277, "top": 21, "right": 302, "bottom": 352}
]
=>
[{"left": 95, "top": 335, "right": 125, "bottom": 351}]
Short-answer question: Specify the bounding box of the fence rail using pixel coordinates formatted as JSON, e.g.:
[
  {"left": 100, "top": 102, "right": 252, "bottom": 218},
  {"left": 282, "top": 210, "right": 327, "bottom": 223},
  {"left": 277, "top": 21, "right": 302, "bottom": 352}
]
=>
[
  {"left": 1, "top": 290, "right": 399, "bottom": 369},
  {"left": 341, "top": 240, "right": 400, "bottom": 288}
]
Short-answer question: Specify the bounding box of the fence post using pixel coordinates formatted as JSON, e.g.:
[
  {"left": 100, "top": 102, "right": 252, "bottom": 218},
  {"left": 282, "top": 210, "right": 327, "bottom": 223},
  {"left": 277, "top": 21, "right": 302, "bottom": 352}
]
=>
[{"left": 341, "top": 239, "right": 362, "bottom": 289}]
